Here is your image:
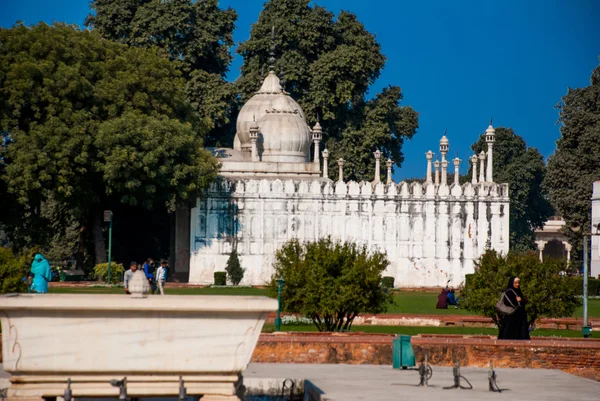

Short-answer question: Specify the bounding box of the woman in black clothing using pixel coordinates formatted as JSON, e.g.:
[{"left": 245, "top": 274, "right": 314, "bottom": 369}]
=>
[{"left": 498, "top": 276, "right": 530, "bottom": 340}]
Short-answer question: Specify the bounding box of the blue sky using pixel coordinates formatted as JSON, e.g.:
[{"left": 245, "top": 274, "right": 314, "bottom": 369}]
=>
[{"left": 1, "top": 0, "right": 599, "bottom": 180}]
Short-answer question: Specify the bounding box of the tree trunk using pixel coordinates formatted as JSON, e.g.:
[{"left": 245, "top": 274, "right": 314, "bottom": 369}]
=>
[
  {"left": 92, "top": 208, "right": 107, "bottom": 265},
  {"left": 75, "top": 222, "right": 86, "bottom": 270}
]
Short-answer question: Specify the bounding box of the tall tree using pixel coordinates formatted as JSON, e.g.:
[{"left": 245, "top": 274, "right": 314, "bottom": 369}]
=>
[
  {"left": 545, "top": 63, "right": 600, "bottom": 261},
  {"left": 471, "top": 127, "right": 554, "bottom": 251},
  {"left": 0, "top": 23, "right": 219, "bottom": 266},
  {"left": 236, "top": 0, "right": 418, "bottom": 181},
  {"left": 86, "top": 0, "right": 238, "bottom": 145}
]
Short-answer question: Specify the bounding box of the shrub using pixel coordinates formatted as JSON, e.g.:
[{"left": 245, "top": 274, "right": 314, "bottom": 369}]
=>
[
  {"left": 0, "top": 247, "right": 30, "bottom": 293},
  {"left": 570, "top": 277, "right": 600, "bottom": 297},
  {"left": 214, "top": 271, "right": 227, "bottom": 286},
  {"left": 225, "top": 249, "right": 245, "bottom": 285},
  {"left": 269, "top": 237, "right": 393, "bottom": 332},
  {"left": 93, "top": 262, "right": 125, "bottom": 285},
  {"left": 462, "top": 250, "right": 580, "bottom": 328},
  {"left": 382, "top": 276, "right": 395, "bottom": 289}
]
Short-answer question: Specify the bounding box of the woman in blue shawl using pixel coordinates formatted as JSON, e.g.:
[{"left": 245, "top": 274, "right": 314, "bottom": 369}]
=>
[{"left": 30, "top": 254, "right": 52, "bottom": 293}]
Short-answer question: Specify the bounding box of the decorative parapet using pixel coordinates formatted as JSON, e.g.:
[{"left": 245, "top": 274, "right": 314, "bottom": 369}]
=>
[{"left": 209, "top": 177, "right": 509, "bottom": 201}]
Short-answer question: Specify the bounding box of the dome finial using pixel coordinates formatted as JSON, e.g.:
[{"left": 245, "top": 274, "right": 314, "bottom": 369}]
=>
[
  {"left": 279, "top": 58, "right": 286, "bottom": 91},
  {"left": 268, "top": 26, "right": 276, "bottom": 72}
]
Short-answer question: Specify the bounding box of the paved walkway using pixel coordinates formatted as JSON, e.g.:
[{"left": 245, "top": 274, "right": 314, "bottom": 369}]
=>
[
  {"left": 2, "top": 363, "right": 599, "bottom": 400},
  {"left": 245, "top": 363, "right": 600, "bottom": 401}
]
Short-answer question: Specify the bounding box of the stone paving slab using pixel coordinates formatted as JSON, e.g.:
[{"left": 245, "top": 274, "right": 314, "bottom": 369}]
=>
[
  {"left": 2, "top": 363, "right": 599, "bottom": 400},
  {"left": 245, "top": 363, "right": 600, "bottom": 401}
]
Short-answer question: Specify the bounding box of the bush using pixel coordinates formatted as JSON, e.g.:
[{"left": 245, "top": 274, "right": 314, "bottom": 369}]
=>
[
  {"left": 462, "top": 250, "right": 580, "bottom": 328},
  {"left": 214, "top": 271, "right": 227, "bottom": 286},
  {"left": 225, "top": 249, "right": 245, "bottom": 285},
  {"left": 382, "top": 276, "right": 395, "bottom": 289},
  {"left": 0, "top": 247, "right": 30, "bottom": 293},
  {"left": 269, "top": 237, "right": 393, "bottom": 332},
  {"left": 93, "top": 262, "right": 124, "bottom": 285},
  {"left": 570, "top": 277, "right": 600, "bottom": 296}
]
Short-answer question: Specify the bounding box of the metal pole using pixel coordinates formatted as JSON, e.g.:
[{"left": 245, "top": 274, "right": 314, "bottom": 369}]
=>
[
  {"left": 107, "top": 212, "right": 113, "bottom": 285},
  {"left": 276, "top": 282, "right": 282, "bottom": 332},
  {"left": 583, "top": 235, "right": 589, "bottom": 337}
]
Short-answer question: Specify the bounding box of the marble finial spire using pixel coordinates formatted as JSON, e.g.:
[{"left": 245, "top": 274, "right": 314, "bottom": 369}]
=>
[{"left": 268, "top": 26, "right": 276, "bottom": 72}]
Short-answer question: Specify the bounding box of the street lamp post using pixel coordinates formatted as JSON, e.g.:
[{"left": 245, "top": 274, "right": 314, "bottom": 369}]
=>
[
  {"left": 571, "top": 222, "right": 600, "bottom": 338},
  {"left": 275, "top": 278, "right": 285, "bottom": 332},
  {"left": 103, "top": 210, "right": 113, "bottom": 285}
]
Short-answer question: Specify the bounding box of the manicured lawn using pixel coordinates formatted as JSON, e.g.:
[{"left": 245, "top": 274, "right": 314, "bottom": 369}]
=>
[
  {"left": 262, "top": 323, "right": 586, "bottom": 338},
  {"left": 48, "top": 286, "right": 600, "bottom": 318}
]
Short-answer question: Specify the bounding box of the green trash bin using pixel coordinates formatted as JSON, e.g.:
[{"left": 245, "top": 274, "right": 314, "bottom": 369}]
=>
[{"left": 392, "top": 335, "right": 416, "bottom": 369}]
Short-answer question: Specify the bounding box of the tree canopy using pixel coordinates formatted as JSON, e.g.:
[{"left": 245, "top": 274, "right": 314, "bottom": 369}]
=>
[
  {"left": 545, "top": 63, "right": 600, "bottom": 260},
  {"left": 86, "top": 0, "right": 239, "bottom": 144},
  {"left": 0, "top": 23, "right": 219, "bottom": 264},
  {"left": 269, "top": 237, "right": 393, "bottom": 332},
  {"left": 463, "top": 250, "right": 580, "bottom": 328},
  {"left": 470, "top": 127, "right": 554, "bottom": 251},
  {"left": 236, "top": 0, "right": 418, "bottom": 181}
]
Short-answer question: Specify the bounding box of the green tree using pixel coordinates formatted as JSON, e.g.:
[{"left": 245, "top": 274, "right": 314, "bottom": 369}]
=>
[
  {"left": 0, "top": 247, "right": 32, "bottom": 293},
  {"left": 462, "top": 250, "right": 580, "bottom": 328},
  {"left": 470, "top": 127, "right": 554, "bottom": 251},
  {"left": 236, "top": 0, "right": 418, "bottom": 181},
  {"left": 0, "top": 23, "right": 219, "bottom": 265},
  {"left": 544, "top": 63, "right": 600, "bottom": 261},
  {"left": 86, "top": 0, "right": 238, "bottom": 145},
  {"left": 225, "top": 249, "right": 244, "bottom": 286},
  {"left": 269, "top": 237, "right": 393, "bottom": 332}
]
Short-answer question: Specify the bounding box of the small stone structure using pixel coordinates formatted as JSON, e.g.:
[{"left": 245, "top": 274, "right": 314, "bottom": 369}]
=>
[{"left": 0, "top": 293, "right": 276, "bottom": 400}]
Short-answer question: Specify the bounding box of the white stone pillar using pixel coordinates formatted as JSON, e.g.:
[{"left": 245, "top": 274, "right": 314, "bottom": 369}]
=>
[
  {"left": 373, "top": 149, "right": 381, "bottom": 183},
  {"left": 470, "top": 155, "right": 478, "bottom": 184},
  {"left": 564, "top": 242, "right": 572, "bottom": 264},
  {"left": 453, "top": 157, "right": 461, "bottom": 186},
  {"left": 434, "top": 159, "right": 440, "bottom": 186},
  {"left": 249, "top": 121, "right": 260, "bottom": 162},
  {"left": 322, "top": 149, "right": 329, "bottom": 179},
  {"left": 536, "top": 240, "right": 547, "bottom": 262},
  {"left": 426, "top": 151, "right": 433, "bottom": 184},
  {"left": 478, "top": 151, "right": 486, "bottom": 183},
  {"left": 592, "top": 181, "right": 600, "bottom": 278},
  {"left": 386, "top": 159, "right": 393, "bottom": 184},
  {"left": 441, "top": 160, "right": 448, "bottom": 186},
  {"left": 312, "top": 121, "right": 322, "bottom": 164},
  {"left": 486, "top": 123, "right": 495, "bottom": 182},
  {"left": 338, "top": 158, "right": 344, "bottom": 182},
  {"left": 440, "top": 135, "right": 449, "bottom": 186}
]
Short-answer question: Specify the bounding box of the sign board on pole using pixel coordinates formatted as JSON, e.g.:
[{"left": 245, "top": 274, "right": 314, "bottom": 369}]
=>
[{"left": 103, "top": 210, "right": 112, "bottom": 223}]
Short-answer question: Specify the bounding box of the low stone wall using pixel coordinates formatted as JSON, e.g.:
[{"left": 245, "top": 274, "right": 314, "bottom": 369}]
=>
[{"left": 252, "top": 332, "right": 600, "bottom": 377}]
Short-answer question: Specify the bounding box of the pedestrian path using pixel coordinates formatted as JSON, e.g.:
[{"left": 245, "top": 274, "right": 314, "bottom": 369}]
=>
[{"left": 245, "top": 363, "right": 600, "bottom": 401}]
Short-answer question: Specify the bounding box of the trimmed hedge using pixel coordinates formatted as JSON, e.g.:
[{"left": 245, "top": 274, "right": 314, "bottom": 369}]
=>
[
  {"left": 571, "top": 277, "right": 600, "bottom": 296},
  {"left": 382, "top": 276, "right": 395, "bottom": 289},
  {"left": 214, "top": 271, "right": 227, "bottom": 286}
]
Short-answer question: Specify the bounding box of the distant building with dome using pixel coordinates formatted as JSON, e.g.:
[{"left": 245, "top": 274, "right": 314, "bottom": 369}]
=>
[{"left": 170, "top": 59, "right": 510, "bottom": 288}]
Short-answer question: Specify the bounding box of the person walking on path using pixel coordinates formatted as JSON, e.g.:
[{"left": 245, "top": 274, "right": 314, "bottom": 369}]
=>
[
  {"left": 498, "top": 276, "right": 530, "bottom": 340},
  {"left": 156, "top": 260, "right": 168, "bottom": 295},
  {"left": 143, "top": 257, "right": 156, "bottom": 294},
  {"left": 124, "top": 261, "right": 137, "bottom": 295},
  {"left": 29, "top": 254, "right": 52, "bottom": 293}
]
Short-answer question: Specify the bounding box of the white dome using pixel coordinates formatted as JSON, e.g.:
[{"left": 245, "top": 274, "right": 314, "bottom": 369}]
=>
[{"left": 235, "top": 71, "right": 310, "bottom": 162}]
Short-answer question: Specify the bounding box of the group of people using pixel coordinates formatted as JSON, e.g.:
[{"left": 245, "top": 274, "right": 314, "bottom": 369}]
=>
[
  {"left": 434, "top": 276, "right": 530, "bottom": 340},
  {"left": 124, "top": 258, "right": 169, "bottom": 295},
  {"left": 436, "top": 281, "right": 460, "bottom": 309},
  {"left": 26, "top": 254, "right": 170, "bottom": 295}
]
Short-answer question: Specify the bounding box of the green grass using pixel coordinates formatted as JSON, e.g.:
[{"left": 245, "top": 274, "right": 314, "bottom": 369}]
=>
[
  {"left": 48, "top": 286, "right": 600, "bottom": 318},
  {"left": 263, "top": 323, "right": 587, "bottom": 338}
]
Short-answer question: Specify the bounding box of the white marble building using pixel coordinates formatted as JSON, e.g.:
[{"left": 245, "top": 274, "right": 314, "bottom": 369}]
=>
[{"left": 181, "top": 64, "right": 510, "bottom": 288}]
